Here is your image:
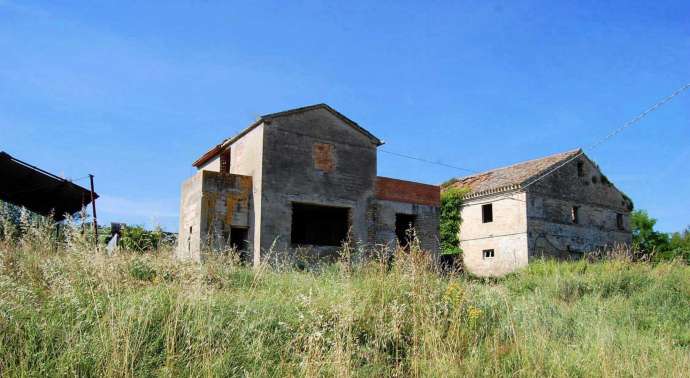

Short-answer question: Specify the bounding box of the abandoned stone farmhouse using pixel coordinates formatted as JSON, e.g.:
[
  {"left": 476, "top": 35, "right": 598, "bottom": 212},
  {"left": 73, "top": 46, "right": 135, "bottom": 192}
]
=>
[
  {"left": 443, "top": 149, "right": 633, "bottom": 276},
  {"left": 177, "top": 104, "right": 440, "bottom": 264}
]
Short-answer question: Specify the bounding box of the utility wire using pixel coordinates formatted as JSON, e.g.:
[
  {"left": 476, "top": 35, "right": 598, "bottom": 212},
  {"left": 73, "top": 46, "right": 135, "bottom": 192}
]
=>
[
  {"left": 521, "top": 82, "right": 690, "bottom": 191},
  {"left": 380, "top": 83, "right": 690, "bottom": 186},
  {"left": 379, "top": 149, "right": 478, "bottom": 173}
]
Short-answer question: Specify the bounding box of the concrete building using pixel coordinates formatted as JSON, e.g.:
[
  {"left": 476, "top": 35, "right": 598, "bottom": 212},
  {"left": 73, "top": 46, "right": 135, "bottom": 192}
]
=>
[
  {"left": 444, "top": 149, "right": 633, "bottom": 276},
  {"left": 178, "top": 104, "right": 440, "bottom": 264}
]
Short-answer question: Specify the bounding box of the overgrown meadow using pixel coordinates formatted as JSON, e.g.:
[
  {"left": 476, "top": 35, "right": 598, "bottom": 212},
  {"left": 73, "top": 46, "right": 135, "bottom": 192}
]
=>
[{"left": 0, "top": 214, "right": 688, "bottom": 377}]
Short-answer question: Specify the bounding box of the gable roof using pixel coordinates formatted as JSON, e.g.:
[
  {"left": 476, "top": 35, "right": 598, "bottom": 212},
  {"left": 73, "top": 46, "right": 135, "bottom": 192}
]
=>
[
  {"left": 443, "top": 149, "right": 582, "bottom": 199},
  {"left": 193, "top": 103, "right": 383, "bottom": 167}
]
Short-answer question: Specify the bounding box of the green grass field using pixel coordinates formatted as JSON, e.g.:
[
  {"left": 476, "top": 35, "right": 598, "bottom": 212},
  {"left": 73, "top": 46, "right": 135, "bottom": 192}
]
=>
[{"left": 1, "top": 228, "right": 689, "bottom": 377}]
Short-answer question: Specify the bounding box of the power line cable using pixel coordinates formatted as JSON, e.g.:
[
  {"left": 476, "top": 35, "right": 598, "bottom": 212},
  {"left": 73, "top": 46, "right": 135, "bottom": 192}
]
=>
[
  {"left": 441, "top": 82, "right": 690, "bottom": 206},
  {"left": 379, "top": 149, "right": 478, "bottom": 173},
  {"left": 521, "top": 82, "right": 690, "bottom": 191}
]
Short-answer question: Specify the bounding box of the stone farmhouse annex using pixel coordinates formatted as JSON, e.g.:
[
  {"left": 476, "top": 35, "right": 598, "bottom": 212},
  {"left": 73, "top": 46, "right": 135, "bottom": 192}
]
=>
[
  {"left": 177, "top": 104, "right": 440, "bottom": 264},
  {"left": 444, "top": 149, "right": 633, "bottom": 276}
]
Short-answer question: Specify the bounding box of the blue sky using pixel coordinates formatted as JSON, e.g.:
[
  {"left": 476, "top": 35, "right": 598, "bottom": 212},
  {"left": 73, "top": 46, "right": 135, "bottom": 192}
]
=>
[{"left": 1, "top": 1, "right": 688, "bottom": 232}]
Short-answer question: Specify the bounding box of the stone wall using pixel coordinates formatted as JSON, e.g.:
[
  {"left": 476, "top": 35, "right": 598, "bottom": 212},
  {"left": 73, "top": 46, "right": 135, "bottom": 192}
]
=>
[{"left": 526, "top": 155, "right": 632, "bottom": 258}]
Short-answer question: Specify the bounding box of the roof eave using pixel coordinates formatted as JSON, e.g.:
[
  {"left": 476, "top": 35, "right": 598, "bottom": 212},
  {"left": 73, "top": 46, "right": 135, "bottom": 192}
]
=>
[
  {"left": 192, "top": 119, "right": 265, "bottom": 168},
  {"left": 461, "top": 184, "right": 523, "bottom": 201}
]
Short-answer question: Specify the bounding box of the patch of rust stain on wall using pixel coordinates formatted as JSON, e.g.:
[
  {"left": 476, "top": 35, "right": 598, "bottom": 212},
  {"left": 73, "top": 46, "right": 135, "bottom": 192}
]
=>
[
  {"left": 313, "top": 143, "right": 335, "bottom": 172},
  {"left": 204, "top": 192, "right": 219, "bottom": 229},
  {"left": 224, "top": 176, "right": 252, "bottom": 225}
]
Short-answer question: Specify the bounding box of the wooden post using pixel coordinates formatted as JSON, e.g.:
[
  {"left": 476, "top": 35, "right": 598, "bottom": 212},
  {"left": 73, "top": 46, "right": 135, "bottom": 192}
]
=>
[{"left": 89, "top": 174, "right": 98, "bottom": 245}]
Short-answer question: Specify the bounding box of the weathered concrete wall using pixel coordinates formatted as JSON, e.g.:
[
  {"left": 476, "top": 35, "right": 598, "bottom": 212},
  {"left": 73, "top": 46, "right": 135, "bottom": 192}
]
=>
[
  {"left": 373, "top": 199, "right": 440, "bottom": 254},
  {"left": 259, "top": 108, "right": 378, "bottom": 257},
  {"left": 526, "top": 156, "right": 632, "bottom": 258},
  {"left": 177, "top": 172, "right": 204, "bottom": 261},
  {"left": 182, "top": 106, "right": 442, "bottom": 266},
  {"left": 200, "top": 172, "right": 253, "bottom": 254},
  {"left": 177, "top": 170, "right": 253, "bottom": 261},
  {"left": 191, "top": 125, "right": 265, "bottom": 263},
  {"left": 227, "top": 125, "right": 264, "bottom": 264},
  {"left": 197, "top": 156, "right": 221, "bottom": 172},
  {"left": 459, "top": 192, "right": 529, "bottom": 276}
]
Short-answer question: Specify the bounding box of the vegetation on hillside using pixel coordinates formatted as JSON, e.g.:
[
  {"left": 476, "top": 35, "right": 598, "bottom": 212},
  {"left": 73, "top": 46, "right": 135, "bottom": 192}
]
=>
[
  {"left": 632, "top": 210, "right": 690, "bottom": 263},
  {"left": 1, "top": 211, "right": 688, "bottom": 377}
]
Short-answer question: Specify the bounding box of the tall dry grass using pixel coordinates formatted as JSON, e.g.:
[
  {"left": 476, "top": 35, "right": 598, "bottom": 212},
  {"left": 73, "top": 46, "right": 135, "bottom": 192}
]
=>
[{"left": 0, "top": 215, "right": 688, "bottom": 377}]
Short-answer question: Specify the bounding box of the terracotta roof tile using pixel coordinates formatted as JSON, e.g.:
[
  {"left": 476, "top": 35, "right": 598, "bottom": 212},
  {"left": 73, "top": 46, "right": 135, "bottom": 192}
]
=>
[{"left": 444, "top": 149, "right": 582, "bottom": 197}]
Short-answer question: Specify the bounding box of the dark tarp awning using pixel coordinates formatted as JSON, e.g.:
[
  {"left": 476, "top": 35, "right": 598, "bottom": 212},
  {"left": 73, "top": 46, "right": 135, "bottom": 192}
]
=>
[{"left": 0, "top": 151, "right": 98, "bottom": 221}]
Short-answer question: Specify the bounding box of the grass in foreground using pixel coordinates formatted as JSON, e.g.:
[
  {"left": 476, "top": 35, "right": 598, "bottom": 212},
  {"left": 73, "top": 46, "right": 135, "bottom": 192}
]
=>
[{"left": 0, "top": 230, "right": 689, "bottom": 377}]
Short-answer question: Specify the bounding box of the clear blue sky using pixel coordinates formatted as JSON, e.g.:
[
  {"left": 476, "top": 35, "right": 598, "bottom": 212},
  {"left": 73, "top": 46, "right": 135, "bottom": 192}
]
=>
[{"left": 1, "top": 1, "right": 688, "bottom": 232}]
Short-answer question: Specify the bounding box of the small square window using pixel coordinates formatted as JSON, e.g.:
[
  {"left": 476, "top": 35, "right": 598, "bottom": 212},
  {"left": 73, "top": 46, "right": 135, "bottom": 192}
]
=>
[
  {"left": 483, "top": 249, "right": 495, "bottom": 259},
  {"left": 571, "top": 206, "right": 580, "bottom": 224},
  {"left": 482, "top": 203, "right": 493, "bottom": 223},
  {"left": 616, "top": 214, "right": 624, "bottom": 230},
  {"left": 577, "top": 161, "right": 584, "bottom": 177}
]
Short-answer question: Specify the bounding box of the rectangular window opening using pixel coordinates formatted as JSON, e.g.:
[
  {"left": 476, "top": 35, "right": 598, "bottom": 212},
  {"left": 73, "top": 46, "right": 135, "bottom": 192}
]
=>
[
  {"left": 483, "top": 249, "right": 495, "bottom": 259},
  {"left": 220, "top": 149, "right": 231, "bottom": 174},
  {"left": 577, "top": 161, "right": 584, "bottom": 177},
  {"left": 482, "top": 203, "right": 493, "bottom": 223},
  {"left": 291, "top": 203, "right": 349, "bottom": 246},
  {"left": 616, "top": 214, "right": 624, "bottom": 230},
  {"left": 572, "top": 206, "right": 580, "bottom": 224},
  {"left": 395, "top": 213, "right": 416, "bottom": 247}
]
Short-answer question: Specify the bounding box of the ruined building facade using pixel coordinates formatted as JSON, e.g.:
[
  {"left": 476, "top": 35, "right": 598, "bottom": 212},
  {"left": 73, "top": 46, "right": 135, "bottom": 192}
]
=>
[
  {"left": 444, "top": 150, "right": 633, "bottom": 276},
  {"left": 178, "top": 104, "right": 440, "bottom": 264}
]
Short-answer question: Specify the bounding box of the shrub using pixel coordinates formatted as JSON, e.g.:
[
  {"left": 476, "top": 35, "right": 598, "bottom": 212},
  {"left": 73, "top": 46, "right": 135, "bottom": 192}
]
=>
[
  {"left": 128, "top": 258, "right": 156, "bottom": 281},
  {"left": 440, "top": 186, "right": 469, "bottom": 255}
]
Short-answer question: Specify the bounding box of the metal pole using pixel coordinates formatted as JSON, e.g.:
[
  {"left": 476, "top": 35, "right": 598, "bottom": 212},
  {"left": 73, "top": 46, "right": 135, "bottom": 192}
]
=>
[
  {"left": 81, "top": 192, "right": 86, "bottom": 235},
  {"left": 89, "top": 174, "right": 98, "bottom": 245}
]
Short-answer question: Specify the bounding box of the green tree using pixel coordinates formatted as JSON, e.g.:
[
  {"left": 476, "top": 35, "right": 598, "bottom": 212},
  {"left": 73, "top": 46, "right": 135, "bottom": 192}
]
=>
[
  {"left": 631, "top": 210, "right": 669, "bottom": 254},
  {"left": 666, "top": 226, "right": 690, "bottom": 263},
  {"left": 440, "top": 187, "right": 469, "bottom": 255}
]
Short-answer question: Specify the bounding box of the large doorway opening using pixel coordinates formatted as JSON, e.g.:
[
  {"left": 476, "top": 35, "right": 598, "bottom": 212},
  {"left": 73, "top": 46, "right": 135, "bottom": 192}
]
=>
[
  {"left": 395, "top": 213, "right": 416, "bottom": 248},
  {"left": 291, "top": 203, "right": 350, "bottom": 246},
  {"left": 230, "top": 227, "right": 250, "bottom": 263}
]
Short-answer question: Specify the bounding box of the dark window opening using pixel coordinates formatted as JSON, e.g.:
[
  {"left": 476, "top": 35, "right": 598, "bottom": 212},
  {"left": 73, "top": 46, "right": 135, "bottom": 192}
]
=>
[
  {"left": 395, "top": 213, "right": 416, "bottom": 247},
  {"left": 616, "top": 214, "right": 624, "bottom": 230},
  {"left": 482, "top": 203, "right": 493, "bottom": 223},
  {"left": 291, "top": 203, "right": 349, "bottom": 246},
  {"left": 220, "top": 149, "right": 231, "bottom": 174},
  {"left": 577, "top": 161, "right": 584, "bottom": 177},
  {"left": 571, "top": 206, "right": 580, "bottom": 224},
  {"left": 483, "top": 249, "right": 495, "bottom": 259}
]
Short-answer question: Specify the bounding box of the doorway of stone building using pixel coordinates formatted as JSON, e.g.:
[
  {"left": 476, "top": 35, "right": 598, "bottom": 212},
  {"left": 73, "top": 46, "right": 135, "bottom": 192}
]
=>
[
  {"left": 230, "top": 227, "right": 250, "bottom": 263},
  {"left": 395, "top": 213, "right": 417, "bottom": 249}
]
